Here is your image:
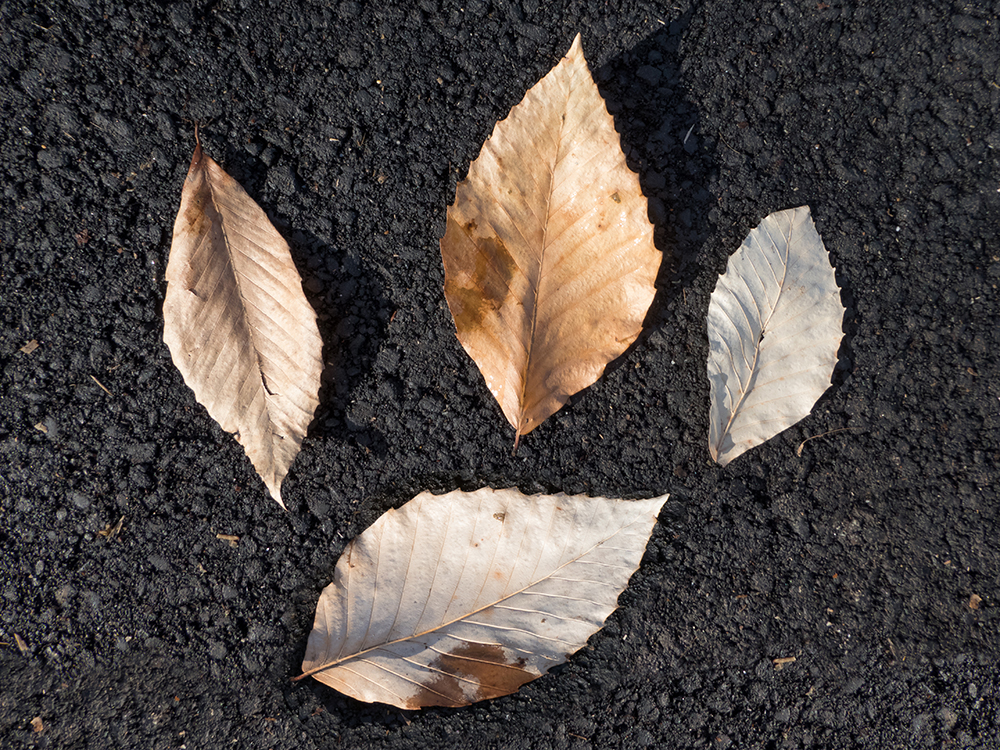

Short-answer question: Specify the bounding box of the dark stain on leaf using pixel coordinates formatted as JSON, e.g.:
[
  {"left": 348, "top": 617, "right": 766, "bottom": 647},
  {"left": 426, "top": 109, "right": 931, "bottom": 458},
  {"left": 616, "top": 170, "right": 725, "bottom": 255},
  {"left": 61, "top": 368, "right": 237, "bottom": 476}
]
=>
[
  {"left": 442, "top": 215, "right": 521, "bottom": 332},
  {"left": 409, "top": 642, "right": 534, "bottom": 708}
]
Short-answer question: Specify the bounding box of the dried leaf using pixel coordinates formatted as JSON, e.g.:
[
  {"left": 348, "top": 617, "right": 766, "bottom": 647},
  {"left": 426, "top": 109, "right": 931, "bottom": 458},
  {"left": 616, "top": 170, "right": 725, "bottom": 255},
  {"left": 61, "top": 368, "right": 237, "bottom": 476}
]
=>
[
  {"left": 296, "top": 487, "right": 666, "bottom": 708},
  {"left": 97, "top": 515, "right": 125, "bottom": 539},
  {"left": 441, "top": 34, "right": 660, "bottom": 446},
  {"left": 19, "top": 339, "right": 39, "bottom": 355},
  {"left": 707, "top": 206, "right": 845, "bottom": 465},
  {"left": 163, "top": 138, "right": 323, "bottom": 508}
]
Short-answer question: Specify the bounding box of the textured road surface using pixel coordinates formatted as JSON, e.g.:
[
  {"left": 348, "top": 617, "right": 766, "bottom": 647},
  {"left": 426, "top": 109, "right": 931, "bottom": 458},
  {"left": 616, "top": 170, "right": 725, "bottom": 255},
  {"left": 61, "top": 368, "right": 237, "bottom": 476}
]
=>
[{"left": 2, "top": 1, "right": 998, "bottom": 748}]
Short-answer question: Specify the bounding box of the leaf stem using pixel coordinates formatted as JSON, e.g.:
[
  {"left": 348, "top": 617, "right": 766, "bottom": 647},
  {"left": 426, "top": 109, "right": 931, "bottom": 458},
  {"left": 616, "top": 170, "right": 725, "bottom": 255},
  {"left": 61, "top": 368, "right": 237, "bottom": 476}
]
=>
[{"left": 796, "top": 427, "right": 854, "bottom": 456}]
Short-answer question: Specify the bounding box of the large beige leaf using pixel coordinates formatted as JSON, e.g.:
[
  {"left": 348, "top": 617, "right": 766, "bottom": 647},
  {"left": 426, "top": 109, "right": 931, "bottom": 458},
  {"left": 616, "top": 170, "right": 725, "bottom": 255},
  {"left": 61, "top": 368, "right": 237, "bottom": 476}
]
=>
[
  {"left": 295, "top": 487, "right": 667, "bottom": 708},
  {"left": 163, "top": 139, "right": 323, "bottom": 508},
  {"left": 707, "top": 205, "right": 845, "bottom": 465},
  {"left": 441, "top": 34, "right": 661, "bottom": 447}
]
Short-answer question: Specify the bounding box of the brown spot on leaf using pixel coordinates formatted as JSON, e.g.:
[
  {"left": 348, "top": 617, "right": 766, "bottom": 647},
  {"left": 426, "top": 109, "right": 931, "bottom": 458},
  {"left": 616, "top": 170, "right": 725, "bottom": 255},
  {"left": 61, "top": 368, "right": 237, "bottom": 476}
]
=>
[
  {"left": 443, "top": 216, "right": 519, "bottom": 332},
  {"left": 408, "top": 642, "right": 534, "bottom": 708}
]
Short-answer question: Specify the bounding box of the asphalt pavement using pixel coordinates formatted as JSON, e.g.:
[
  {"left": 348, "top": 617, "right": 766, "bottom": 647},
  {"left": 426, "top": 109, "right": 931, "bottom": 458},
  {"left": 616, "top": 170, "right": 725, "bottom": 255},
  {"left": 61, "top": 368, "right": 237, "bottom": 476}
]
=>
[{"left": 2, "top": 1, "right": 998, "bottom": 748}]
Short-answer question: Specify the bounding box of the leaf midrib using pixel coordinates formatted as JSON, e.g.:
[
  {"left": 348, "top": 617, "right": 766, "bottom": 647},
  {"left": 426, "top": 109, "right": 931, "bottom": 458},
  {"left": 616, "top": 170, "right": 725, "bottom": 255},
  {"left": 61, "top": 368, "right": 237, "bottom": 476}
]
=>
[
  {"left": 203, "top": 158, "right": 276, "bottom": 443},
  {"left": 719, "top": 213, "right": 794, "bottom": 445},
  {"left": 514, "top": 103, "right": 563, "bottom": 443}
]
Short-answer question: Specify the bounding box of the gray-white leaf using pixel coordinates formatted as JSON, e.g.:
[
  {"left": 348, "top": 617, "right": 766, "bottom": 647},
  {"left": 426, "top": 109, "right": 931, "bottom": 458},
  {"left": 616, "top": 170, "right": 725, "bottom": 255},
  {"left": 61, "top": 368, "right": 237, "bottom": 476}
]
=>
[
  {"left": 707, "top": 206, "right": 845, "bottom": 465},
  {"left": 296, "top": 487, "right": 666, "bottom": 708}
]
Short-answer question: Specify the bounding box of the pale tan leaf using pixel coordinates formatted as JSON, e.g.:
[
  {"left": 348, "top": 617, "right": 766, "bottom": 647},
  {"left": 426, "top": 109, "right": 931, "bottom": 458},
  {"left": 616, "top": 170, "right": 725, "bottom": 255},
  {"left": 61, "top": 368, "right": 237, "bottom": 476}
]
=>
[
  {"left": 707, "top": 206, "right": 845, "bottom": 465},
  {"left": 296, "top": 487, "right": 667, "bottom": 708},
  {"left": 441, "top": 34, "right": 661, "bottom": 446},
  {"left": 163, "top": 139, "right": 323, "bottom": 508}
]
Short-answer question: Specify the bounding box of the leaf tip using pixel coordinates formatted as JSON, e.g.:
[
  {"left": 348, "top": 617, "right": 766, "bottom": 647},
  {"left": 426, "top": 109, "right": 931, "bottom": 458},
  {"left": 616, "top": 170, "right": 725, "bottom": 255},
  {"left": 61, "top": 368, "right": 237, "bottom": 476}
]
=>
[
  {"left": 566, "top": 33, "right": 585, "bottom": 63},
  {"left": 268, "top": 483, "right": 288, "bottom": 511},
  {"left": 645, "top": 493, "right": 671, "bottom": 518}
]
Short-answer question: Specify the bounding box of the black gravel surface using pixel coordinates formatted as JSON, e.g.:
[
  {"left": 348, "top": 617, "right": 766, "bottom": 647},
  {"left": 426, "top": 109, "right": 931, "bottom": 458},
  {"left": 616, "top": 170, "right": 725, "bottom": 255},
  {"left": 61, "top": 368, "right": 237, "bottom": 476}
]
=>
[{"left": 2, "top": 0, "right": 999, "bottom": 747}]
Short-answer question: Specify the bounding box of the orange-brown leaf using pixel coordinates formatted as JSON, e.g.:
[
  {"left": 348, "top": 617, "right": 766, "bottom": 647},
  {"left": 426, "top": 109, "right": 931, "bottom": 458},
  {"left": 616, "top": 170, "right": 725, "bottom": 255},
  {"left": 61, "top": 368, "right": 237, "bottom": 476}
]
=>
[
  {"left": 163, "top": 141, "right": 323, "bottom": 508},
  {"left": 441, "top": 34, "right": 660, "bottom": 445}
]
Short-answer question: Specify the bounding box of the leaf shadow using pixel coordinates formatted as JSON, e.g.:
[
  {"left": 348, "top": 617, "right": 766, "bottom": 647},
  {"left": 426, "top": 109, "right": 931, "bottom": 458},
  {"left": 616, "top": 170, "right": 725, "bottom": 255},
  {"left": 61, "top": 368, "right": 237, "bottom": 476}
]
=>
[
  {"left": 831, "top": 262, "right": 857, "bottom": 392},
  {"left": 566, "top": 13, "right": 717, "bottom": 398},
  {"left": 291, "top": 227, "right": 394, "bottom": 459},
  {"left": 603, "top": 10, "right": 716, "bottom": 310}
]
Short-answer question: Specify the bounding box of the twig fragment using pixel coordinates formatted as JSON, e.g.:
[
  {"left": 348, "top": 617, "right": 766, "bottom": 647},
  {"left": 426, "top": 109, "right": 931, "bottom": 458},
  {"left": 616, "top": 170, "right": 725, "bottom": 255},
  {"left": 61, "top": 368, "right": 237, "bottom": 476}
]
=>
[
  {"left": 796, "top": 427, "right": 854, "bottom": 456},
  {"left": 90, "top": 375, "right": 112, "bottom": 396}
]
